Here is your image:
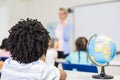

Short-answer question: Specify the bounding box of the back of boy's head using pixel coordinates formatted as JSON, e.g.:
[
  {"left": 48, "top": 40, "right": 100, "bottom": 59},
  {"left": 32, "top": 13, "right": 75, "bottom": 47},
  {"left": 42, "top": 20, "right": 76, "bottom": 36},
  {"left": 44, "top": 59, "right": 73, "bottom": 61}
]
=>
[
  {"left": 75, "top": 37, "right": 88, "bottom": 51},
  {"left": 8, "top": 18, "right": 50, "bottom": 64},
  {"left": 0, "top": 38, "right": 10, "bottom": 51}
]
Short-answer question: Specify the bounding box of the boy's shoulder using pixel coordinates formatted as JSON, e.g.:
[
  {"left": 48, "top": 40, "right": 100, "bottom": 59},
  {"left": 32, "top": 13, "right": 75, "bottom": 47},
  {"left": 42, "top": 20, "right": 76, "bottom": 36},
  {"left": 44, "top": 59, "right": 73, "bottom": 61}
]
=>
[
  {"left": 34, "top": 60, "right": 60, "bottom": 79},
  {"left": 2, "top": 59, "right": 60, "bottom": 79}
]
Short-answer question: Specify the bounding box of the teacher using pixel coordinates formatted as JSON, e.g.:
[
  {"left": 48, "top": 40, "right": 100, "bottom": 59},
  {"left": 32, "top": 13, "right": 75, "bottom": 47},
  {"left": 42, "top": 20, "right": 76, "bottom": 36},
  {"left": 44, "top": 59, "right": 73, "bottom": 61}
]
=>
[{"left": 54, "top": 8, "right": 72, "bottom": 58}]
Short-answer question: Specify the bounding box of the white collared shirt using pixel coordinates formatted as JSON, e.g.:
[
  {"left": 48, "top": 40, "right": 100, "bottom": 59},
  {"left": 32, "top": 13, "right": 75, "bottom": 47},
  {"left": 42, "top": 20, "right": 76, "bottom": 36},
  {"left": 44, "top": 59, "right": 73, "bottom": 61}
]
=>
[{"left": 1, "top": 58, "right": 60, "bottom": 80}]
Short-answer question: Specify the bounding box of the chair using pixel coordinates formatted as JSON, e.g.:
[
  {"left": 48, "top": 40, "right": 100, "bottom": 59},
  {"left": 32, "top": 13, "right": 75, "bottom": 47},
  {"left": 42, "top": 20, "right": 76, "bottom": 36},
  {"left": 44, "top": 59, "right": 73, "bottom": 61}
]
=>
[
  {"left": 62, "top": 63, "right": 98, "bottom": 73},
  {"left": 0, "top": 57, "right": 8, "bottom": 61}
]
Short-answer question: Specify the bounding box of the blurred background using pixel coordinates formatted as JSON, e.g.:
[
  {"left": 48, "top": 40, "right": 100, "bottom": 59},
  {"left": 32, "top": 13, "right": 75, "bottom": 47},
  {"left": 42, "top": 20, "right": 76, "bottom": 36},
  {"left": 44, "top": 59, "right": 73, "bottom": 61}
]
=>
[
  {"left": 0, "top": 0, "right": 117, "bottom": 43},
  {"left": 0, "top": 0, "right": 120, "bottom": 76}
]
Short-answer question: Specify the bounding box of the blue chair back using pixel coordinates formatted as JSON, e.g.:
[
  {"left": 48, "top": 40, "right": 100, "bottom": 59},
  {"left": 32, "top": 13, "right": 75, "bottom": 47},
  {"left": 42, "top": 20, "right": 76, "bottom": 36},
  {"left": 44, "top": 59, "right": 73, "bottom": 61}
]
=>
[
  {"left": 0, "top": 57, "right": 8, "bottom": 61},
  {"left": 62, "top": 63, "right": 98, "bottom": 73}
]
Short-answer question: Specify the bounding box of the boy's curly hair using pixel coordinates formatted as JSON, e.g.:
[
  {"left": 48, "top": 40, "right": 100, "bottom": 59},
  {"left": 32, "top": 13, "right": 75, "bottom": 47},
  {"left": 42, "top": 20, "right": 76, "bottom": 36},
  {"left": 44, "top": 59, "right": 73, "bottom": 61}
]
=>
[{"left": 8, "top": 18, "right": 50, "bottom": 64}]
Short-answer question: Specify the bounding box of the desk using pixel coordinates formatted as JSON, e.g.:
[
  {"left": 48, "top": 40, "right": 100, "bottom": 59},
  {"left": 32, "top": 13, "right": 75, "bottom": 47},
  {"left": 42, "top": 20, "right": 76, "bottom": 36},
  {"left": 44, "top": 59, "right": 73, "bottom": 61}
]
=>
[
  {"left": 56, "top": 58, "right": 120, "bottom": 75},
  {"left": 66, "top": 70, "right": 120, "bottom": 80}
]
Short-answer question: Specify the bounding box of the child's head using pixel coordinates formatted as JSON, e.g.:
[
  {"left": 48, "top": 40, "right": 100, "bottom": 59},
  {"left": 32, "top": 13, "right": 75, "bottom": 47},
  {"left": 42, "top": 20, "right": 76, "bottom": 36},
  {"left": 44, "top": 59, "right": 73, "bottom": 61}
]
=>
[
  {"left": 8, "top": 18, "right": 50, "bottom": 64},
  {"left": 75, "top": 37, "right": 88, "bottom": 51},
  {"left": 0, "top": 38, "right": 10, "bottom": 51}
]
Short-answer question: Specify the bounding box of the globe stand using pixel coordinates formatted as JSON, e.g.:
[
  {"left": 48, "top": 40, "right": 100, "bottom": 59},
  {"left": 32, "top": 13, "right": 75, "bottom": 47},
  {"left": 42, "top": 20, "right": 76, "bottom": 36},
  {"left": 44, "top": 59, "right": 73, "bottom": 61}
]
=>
[{"left": 92, "top": 66, "right": 113, "bottom": 79}]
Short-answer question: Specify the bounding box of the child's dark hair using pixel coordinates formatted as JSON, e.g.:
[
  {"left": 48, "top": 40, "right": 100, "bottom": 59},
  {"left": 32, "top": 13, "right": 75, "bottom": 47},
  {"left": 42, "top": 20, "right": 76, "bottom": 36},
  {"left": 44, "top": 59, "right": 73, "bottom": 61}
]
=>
[
  {"left": 0, "top": 38, "right": 10, "bottom": 51},
  {"left": 8, "top": 18, "right": 50, "bottom": 64},
  {"left": 75, "top": 37, "right": 88, "bottom": 63},
  {"left": 75, "top": 37, "right": 88, "bottom": 51}
]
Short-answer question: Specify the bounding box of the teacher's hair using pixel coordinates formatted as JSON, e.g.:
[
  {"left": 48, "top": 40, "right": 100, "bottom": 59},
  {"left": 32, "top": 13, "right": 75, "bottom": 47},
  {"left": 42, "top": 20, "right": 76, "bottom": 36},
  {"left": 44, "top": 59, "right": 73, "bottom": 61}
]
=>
[
  {"left": 8, "top": 18, "right": 50, "bottom": 64},
  {"left": 59, "top": 8, "right": 68, "bottom": 15}
]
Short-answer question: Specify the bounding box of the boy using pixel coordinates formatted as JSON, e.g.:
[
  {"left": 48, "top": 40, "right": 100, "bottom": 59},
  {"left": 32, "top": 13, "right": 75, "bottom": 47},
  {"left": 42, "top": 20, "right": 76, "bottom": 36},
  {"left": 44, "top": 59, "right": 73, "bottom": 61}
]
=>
[{"left": 1, "top": 18, "right": 66, "bottom": 80}]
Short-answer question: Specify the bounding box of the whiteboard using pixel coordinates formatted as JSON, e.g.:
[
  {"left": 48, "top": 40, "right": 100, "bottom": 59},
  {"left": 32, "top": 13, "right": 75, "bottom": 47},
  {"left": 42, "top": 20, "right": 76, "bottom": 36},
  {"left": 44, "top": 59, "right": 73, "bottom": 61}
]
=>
[{"left": 74, "top": 1, "right": 120, "bottom": 51}]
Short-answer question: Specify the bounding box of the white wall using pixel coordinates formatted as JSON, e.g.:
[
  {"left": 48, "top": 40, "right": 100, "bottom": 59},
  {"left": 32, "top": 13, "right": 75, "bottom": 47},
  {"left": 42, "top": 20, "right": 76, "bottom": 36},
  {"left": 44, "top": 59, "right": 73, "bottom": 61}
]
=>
[
  {"left": 7, "top": 0, "right": 75, "bottom": 27},
  {"left": 0, "top": 0, "right": 9, "bottom": 44},
  {"left": 7, "top": 0, "right": 115, "bottom": 27},
  {"left": 0, "top": 0, "right": 116, "bottom": 44}
]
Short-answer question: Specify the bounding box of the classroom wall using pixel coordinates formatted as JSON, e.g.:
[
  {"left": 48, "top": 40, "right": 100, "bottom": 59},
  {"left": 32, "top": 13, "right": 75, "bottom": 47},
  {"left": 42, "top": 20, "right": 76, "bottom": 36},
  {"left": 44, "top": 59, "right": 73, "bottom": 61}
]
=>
[
  {"left": 0, "top": 0, "right": 115, "bottom": 43},
  {"left": 0, "top": 0, "right": 9, "bottom": 44},
  {"left": 7, "top": 0, "right": 115, "bottom": 27},
  {"left": 8, "top": 0, "right": 75, "bottom": 27}
]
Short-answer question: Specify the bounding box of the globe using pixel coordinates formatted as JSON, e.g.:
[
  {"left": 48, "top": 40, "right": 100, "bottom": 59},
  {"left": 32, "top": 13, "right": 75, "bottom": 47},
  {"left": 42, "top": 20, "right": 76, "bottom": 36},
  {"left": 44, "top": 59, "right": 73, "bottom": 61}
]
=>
[{"left": 87, "top": 34, "right": 117, "bottom": 79}]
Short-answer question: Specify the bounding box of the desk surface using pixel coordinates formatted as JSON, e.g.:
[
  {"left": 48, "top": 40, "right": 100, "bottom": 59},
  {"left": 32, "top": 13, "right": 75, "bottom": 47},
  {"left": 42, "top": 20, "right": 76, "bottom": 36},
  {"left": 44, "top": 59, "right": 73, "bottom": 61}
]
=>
[{"left": 65, "top": 70, "right": 120, "bottom": 80}]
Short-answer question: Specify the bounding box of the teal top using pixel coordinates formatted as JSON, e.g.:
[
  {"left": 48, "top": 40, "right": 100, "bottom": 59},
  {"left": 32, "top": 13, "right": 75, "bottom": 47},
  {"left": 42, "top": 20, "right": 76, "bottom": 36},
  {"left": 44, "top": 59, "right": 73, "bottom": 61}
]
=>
[{"left": 65, "top": 51, "right": 91, "bottom": 65}]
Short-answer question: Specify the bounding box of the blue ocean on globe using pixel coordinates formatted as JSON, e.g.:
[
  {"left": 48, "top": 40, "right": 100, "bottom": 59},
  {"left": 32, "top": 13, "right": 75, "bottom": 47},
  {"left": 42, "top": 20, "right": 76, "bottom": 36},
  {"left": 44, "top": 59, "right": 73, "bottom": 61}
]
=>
[{"left": 88, "top": 35, "right": 116, "bottom": 66}]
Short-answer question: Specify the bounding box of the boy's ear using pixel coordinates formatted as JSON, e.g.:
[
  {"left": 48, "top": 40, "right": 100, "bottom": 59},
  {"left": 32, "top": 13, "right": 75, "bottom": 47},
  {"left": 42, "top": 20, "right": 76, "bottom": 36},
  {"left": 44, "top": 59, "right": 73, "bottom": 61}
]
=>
[{"left": 40, "top": 55, "right": 46, "bottom": 62}]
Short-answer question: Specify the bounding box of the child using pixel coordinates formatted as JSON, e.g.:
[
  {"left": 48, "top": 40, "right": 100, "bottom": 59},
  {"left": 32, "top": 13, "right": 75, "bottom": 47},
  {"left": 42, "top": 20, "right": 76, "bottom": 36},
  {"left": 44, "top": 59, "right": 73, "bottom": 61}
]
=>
[
  {"left": 0, "top": 38, "right": 11, "bottom": 69},
  {"left": 1, "top": 18, "right": 67, "bottom": 80},
  {"left": 46, "top": 39, "right": 58, "bottom": 65},
  {"left": 65, "top": 37, "right": 91, "bottom": 65},
  {"left": 0, "top": 38, "right": 11, "bottom": 58}
]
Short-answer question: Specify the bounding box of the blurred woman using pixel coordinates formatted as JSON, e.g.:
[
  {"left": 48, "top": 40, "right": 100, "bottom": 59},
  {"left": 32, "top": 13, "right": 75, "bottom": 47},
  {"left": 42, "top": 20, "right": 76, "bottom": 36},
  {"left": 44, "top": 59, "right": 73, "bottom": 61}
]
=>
[
  {"left": 54, "top": 8, "right": 72, "bottom": 58},
  {"left": 65, "top": 37, "right": 91, "bottom": 65}
]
